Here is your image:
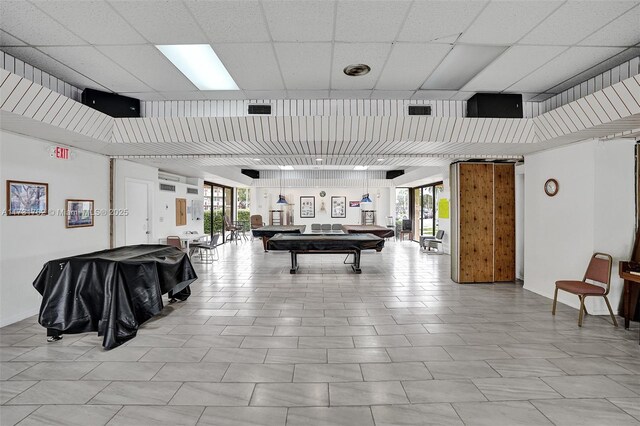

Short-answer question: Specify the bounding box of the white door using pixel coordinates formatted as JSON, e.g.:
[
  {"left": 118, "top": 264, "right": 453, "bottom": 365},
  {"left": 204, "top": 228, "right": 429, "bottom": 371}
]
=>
[{"left": 125, "top": 181, "right": 150, "bottom": 245}]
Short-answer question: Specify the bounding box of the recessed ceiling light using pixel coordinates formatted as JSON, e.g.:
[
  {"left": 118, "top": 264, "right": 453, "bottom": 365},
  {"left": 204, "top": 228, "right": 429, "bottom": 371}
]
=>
[
  {"left": 376, "top": 158, "right": 385, "bottom": 162},
  {"left": 343, "top": 64, "right": 371, "bottom": 77},
  {"left": 279, "top": 165, "right": 294, "bottom": 170},
  {"left": 316, "top": 158, "right": 323, "bottom": 162},
  {"left": 354, "top": 165, "right": 369, "bottom": 170},
  {"left": 156, "top": 44, "right": 239, "bottom": 90}
]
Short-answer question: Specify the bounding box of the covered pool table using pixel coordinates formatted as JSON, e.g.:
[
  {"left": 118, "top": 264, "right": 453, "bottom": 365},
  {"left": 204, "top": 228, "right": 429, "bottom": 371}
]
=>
[{"left": 252, "top": 225, "right": 307, "bottom": 251}]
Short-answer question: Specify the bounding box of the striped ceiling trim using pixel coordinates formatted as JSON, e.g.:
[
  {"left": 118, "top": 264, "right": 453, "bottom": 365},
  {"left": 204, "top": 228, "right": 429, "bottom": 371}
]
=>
[{"left": 2, "top": 68, "right": 640, "bottom": 169}]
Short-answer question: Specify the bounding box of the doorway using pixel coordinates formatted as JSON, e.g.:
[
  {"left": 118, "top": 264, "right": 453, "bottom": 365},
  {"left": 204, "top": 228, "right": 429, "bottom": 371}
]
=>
[
  {"left": 125, "top": 180, "right": 150, "bottom": 245},
  {"left": 204, "top": 182, "right": 234, "bottom": 243}
]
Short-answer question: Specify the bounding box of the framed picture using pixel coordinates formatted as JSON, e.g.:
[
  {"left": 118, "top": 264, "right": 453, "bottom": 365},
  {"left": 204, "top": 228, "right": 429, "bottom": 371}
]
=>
[
  {"left": 300, "top": 196, "right": 315, "bottom": 218},
  {"left": 66, "top": 199, "right": 94, "bottom": 228},
  {"left": 349, "top": 201, "right": 360, "bottom": 207},
  {"left": 331, "top": 196, "right": 346, "bottom": 218},
  {"left": 6, "top": 180, "right": 48, "bottom": 215}
]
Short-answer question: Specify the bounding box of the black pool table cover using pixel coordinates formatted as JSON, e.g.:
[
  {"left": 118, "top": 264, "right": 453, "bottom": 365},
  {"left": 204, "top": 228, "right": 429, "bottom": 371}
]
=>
[
  {"left": 33, "top": 244, "right": 197, "bottom": 349},
  {"left": 251, "top": 225, "right": 307, "bottom": 238},
  {"left": 267, "top": 233, "right": 385, "bottom": 251}
]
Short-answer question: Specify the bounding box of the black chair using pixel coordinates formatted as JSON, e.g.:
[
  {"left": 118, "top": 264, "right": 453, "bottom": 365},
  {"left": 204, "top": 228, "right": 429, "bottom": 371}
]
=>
[{"left": 399, "top": 219, "right": 412, "bottom": 241}]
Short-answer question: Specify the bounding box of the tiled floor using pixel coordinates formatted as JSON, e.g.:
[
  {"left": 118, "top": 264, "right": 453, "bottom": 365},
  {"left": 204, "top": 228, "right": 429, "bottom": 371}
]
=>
[{"left": 1, "top": 239, "right": 639, "bottom": 425}]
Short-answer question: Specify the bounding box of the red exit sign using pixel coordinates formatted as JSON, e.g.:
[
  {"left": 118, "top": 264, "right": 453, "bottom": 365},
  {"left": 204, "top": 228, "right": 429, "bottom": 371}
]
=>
[{"left": 54, "top": 146, "right": 69, "bottom": 159}]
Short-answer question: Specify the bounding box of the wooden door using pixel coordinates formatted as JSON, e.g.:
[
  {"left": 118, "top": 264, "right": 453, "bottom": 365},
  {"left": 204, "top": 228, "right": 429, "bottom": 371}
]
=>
[
  {"left": 494, "top": 164, "right": 515, "bottom": 281},
  {"left": 176, "top": 198, "right": 187, "bottom": 226}
]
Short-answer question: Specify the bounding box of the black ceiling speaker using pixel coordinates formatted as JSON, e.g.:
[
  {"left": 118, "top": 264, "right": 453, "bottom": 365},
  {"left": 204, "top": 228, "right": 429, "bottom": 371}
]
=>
[
  {"left": 81, "top": 88, "right": 140, "bottom": 118},
  {"left": 467, "top": 93, "right": 522, "bottom": 118},
  {"left": 248, "top": 104, "right": 272, "bottom": 115},
  {"left": 408, "top": 105, "right": 432, "bottom": 116},
  {"left": 241, "top": 169, "right": 260, "bottom": 179},
  {"left": 386, "top": 170, "right": 405, "bottom": 179}
]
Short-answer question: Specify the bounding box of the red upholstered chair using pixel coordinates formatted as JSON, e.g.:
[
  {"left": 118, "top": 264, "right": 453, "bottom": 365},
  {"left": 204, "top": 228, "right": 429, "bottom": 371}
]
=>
[{"left": 552, "top": 252, "right": 617, "bottom": 327}]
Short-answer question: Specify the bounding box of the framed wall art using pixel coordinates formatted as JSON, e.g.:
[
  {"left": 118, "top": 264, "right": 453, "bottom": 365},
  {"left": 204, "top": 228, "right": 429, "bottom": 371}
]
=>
[
  {"left": 331, "top": 196, "right": 346, "bottom": 218},
  {"left": 66, "top": 199, "right": 94, "bottom": 228},
  {"left": 300, "top": 196, "right": 315, "bottom": 218},
  {"left": 6, "top": 180, "right": 48, "bottom": 215}
]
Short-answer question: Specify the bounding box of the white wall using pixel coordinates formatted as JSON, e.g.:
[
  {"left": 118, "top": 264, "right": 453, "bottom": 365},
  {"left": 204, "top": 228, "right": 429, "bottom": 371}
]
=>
[
  {"left": 0, "top": 130, "right": 110, "bottom": 326},
  {"left": 251, "top": 186, "right": 391, "bottom": 227},
  {"left": 113, "top": 159, "right": 204, "bottom": 247},
  {"left": 523, "top": 139, "right": 636, "bottom": 314}
]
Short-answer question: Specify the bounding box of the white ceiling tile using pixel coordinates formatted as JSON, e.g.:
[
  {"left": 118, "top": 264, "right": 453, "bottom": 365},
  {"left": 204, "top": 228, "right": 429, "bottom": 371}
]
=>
[
  {"left": 97, "top": 45, "right": 196, "bottom": 92},
  {"left": 108, "top": 1, "right": 207, "bottom": 44},
  {"left": 459, "top": 1, "right": 563, "bottom": 45},
  {"left": 212, "top": 43, "right": 284, "bottom": 90},
  {"left": 412, "top": 90, "right": 457, "bottom": 100},
  {"left": 275, "top": 43, "right": 332, "bottom": 89},
  {"left": 0, "top": 1, "right": 86, "bottom": 45},
  {"left": 245, "top": 90, "right": 288, "bottom": 99},
  {"left": 330, "top": 90, "right": 372, "bottom": 99},
  {"left": 371, "top": 90, "right": 415, "bottom": 99},
  {"left": 331, "top": 43, "right": 391, "bottom": 90},
  {"left": 0, "top": 46, "right": 108, "bottom": 91},
  {"left": 288, "top": 90, "right": 330, "bottom": 99},
  {"left": 39, "top": 46, "right": 152, "bottom": 93},
  {"left": 0, "top": 30, "right": 27, "bottom": 46},
  {"left": 422, "top": 44, "right": 507, "bottom": 90},
  {"left": 508, "top": 46, "right": 625, "bottom": 93},
  {"left": 520, "top": 1, "right": 637, "bottom": 46},
  {"left": 398, "top": 1, "right": 486, "bottom": 42},
  {"left": 263, "top": 0, "right": 334, "bottom": 42},
  {"left": 335, "top": 0, "right": 411, "bottom": 42},
  {"left": 462, "top": 45, "right": 567, "bottom": 92},
  {"left": 163, "top": 91, "right": 247, "bottom": 100},
  {"left": 579, "top": 4, "right": 640, "bottom": 46},
  {"left": 185, "top": 1, "right": 270, "bottom": 43},
  {"left": 376, "top": 43, "right": 452, "bottom": 90},
  {"left": 450, "top": 91, "right": 475, "bottom": 101},
  {"left": 32, "top": 1, "right": 145, "bottom": 45},
  {"left": 121, "top": 92, "right": 167, "bottom": 101}
]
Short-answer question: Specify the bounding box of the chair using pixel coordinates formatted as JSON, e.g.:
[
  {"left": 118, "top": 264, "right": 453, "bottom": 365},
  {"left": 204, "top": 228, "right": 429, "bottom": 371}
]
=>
[
  {"left": 552, "top": 252, "right": 617, "bottom": 327},
  {"left": 331, "top": 224, "right": 342, "bottom": 232},
  {"left": 311, "top": 223, "right": 321, "bottom": 232},
  {"left": 321, "top": 224, "right": 332, "bottom": 232},
  {"left": 224, "top": 215, "right": 242, "bottom": 244},
  {"left": 399, "top": 219, "right": 412, "bottom": 241},
  {"left": 193, "top": 234, "right": 220, "bottom": 263},
  {"left": 250, "top": 215, "right": 264, "bottom": 240},
  {"left": 421, "top": 230, "right": 445, "bottom": 254},
  {"left": 166, "top": 236, "right": 183, "bottom": 250}
]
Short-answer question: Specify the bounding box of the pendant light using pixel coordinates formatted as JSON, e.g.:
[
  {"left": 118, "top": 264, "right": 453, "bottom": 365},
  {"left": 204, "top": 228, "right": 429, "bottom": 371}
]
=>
[
  {"left": 361, "top": 168, "right": 372, "bottom": 203},
  {"left": 277, "top": 167, "right": 287, "bottom": 204}
]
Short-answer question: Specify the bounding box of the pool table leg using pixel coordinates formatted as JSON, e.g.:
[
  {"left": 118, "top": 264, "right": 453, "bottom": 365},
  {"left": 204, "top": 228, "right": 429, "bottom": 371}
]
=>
[
  {"left": 262, "top": 237, "right": 269, "bottom": 252},
  {"left": 290, "top": 251, "right": 299, "bottom": 274},
  {"left": 351, "top": 250, "right": 362, "bottom": 274}
]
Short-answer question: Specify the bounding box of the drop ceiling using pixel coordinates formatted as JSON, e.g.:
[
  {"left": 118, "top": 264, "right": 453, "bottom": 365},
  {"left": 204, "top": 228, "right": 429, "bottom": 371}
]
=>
[
  {"left": 1, "top": 0, "right": 639, "bottom": 102},
  {"left": 1, "top": 0, "right": 640, "bottom": 181}
]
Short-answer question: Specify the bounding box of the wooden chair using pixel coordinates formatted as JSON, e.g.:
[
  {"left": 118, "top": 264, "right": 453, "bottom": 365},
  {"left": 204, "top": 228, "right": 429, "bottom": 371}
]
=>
[
  {"left": 399, "top": 219, "right": 412, "bottom": 241},
  {"left": 552, "top": 252, "right": 617, "bottom": 327},
  {"left": 250, "top": 215, "right": 264, "bottom": 240},
  {"left": 166, "top": 236, "right": 183, "bottom": 250}
]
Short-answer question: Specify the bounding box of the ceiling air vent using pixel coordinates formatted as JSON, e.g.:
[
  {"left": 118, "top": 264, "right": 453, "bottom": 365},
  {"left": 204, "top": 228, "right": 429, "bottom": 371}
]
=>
[
  {"left": 248, "top": 104, "right": 272, "bottom": 115},
  {"left": 187, "top": 187, "right": 198, "bottom": 195},
  {"left": 159, "top": 183, "right": 176, "bottom": 192},
  {"left": 408, "top": 105, "right": 432, "bottom": 116}
]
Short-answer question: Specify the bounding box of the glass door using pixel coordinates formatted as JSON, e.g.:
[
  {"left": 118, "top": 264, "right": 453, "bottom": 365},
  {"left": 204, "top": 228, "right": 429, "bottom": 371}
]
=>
[
  {"left": 411, "top": 181, "right": 444, "bottom": 240},
  {"left": 204, "top": 182, "right": 229, "bottom": 244}
]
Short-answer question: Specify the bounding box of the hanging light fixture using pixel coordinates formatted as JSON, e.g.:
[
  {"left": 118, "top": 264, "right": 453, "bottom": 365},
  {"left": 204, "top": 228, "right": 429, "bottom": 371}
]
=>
[
  {"left": 277, "top": 167, "right": 288, "bottom": 204},
  {"left": 361, "top": 168, "right": 372, "bottom": 203}
]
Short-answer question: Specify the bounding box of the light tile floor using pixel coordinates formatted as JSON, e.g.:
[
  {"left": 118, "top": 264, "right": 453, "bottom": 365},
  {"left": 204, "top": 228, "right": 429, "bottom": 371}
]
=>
[{"left": 1, "top": 239, "right": 639, "bottom": 425}]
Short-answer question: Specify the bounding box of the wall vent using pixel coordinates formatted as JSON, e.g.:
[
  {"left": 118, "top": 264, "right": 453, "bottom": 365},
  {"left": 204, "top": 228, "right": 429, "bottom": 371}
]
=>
[
  {"left": 248, "top": 104, "right": 272, "bottom": 115},
  {"left": 159, "top": 183, "right": 176, "bottom": 192},
  {"left": 408, "top": 105, "right": 432, "bottom": 116},
  {"left": 186, "top": 187, "right": 198, "bottom": 195}
]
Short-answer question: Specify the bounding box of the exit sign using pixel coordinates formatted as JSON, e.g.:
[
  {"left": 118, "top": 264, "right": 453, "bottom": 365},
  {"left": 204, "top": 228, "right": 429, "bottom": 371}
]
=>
[{"left": 49, "top": 146, "right": 71, "bottom": 160}]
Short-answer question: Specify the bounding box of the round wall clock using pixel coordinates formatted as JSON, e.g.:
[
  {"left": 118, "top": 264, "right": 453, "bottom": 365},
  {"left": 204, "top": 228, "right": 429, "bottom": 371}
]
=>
[
  {"left": 319, "top": 191, "right": 326, "bottom": 197},
  {"left": 544, "top": 178, "right": 559, "bottom": 197}
]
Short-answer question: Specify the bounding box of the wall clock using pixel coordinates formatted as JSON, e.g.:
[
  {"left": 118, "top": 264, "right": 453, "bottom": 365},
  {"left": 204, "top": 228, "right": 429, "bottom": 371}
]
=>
[
  {"left": 319, "top": 191, "right": 326, "bottom": 197},
  {"left": 544, "top": 178, "right": 559, "bottom": 197}
]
